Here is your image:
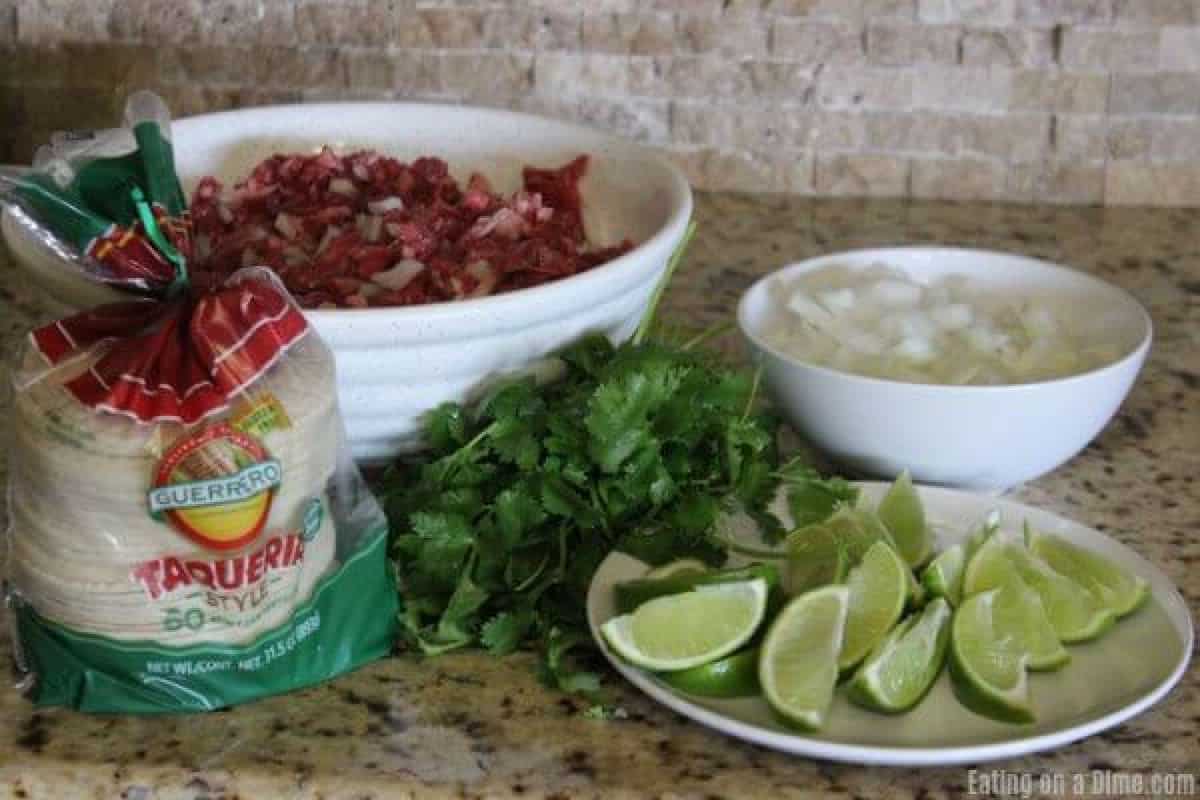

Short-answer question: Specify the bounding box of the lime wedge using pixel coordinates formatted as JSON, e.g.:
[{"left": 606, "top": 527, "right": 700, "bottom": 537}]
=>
[
  {"left": 1025, "top": 527, "right": 1148, "bottom": 618},
  {"left": 847, "top": 597, "right": 952, "bottom": 713},
  {"left": 614, "top": 563, "right": 779, "bottom": 615},
  {"left": 784, "top": 523, "right": 850, "bottom": 596},
  {"left": 842, "top": 506, "right": 901, "bottom": 562},
  {"left": 661, "top": 648, "right": 760, "bottom": 698},
  {"left": 928, "top": 510, "right": 999, "bottom": 607},
  {"left": 949, "top": 588, "right": 1035, "bottom": 724},
  {"left": 964, "top": 535, "right": 1116, "bottom": 644},
  {"left": 877, "top": 470, "right": 933, "bottom": 567},
  {"left": 646, "top": 558, "right": 709, "bottom": 580},
  {"left": 788, "top": 505, "right": 897, "bottom": 565},
  {"left": 992, "top": 575, "right": 1070, "bottom": 672},
  {"left": 962, "top": 533, "right": 1014, "bottom": 595},
  {"left": 839, "top": 540, "right": 910, "bottom": 670},
  {"left": 602, "top": 579, "right": 768, "bottom": 671},
  {"left": 960, "top": 537, "right": 1067, "bottom": 669},
  {"left": 921, "top": 544, "right": 966, "bottom": 606},
  {"left": 759, "top": 585, "right": 850, "bottom": 730},
  {"left": 787, "top": 507, "right": 922, "bottom": 610}
]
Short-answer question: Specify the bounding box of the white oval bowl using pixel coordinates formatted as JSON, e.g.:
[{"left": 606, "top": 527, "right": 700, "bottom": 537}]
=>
[
  {"left": 2, "top": 103, "right": 693, "bottom": 461},
  {"left": 737, "top": 247, "right": 1152, "bottom": 491}
]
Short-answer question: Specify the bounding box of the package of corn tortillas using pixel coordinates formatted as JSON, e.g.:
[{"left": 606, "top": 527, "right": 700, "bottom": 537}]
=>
[{"left": 0, "top": 92, "right": 398, "bottom": 713}]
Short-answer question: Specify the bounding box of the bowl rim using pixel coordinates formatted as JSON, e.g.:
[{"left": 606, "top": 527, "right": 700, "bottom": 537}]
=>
[
  {"left": 737, "top": 245, "right": 1154, "bottom": 393},
  {"left": 166, "top": 101, "right": 694, "bottom": 324}
]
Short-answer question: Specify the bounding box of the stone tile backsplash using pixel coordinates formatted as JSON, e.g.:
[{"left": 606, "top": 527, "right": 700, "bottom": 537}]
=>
[{"left": 2, "top": 0, "right": 1199, "bottom": 205}]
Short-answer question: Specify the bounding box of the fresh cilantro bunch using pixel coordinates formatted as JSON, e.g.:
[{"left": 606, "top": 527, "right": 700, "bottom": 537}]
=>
[{"left": 381, "top": 332, "right": 806, "bottom": 683}]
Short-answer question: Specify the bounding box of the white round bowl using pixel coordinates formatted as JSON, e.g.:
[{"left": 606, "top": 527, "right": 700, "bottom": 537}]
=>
[
  {"left": 2, "top": 103, "right": 693, "bottom": 461},
  {"left": 738, "top": 247, "right": 1152, "bottom": 491}
]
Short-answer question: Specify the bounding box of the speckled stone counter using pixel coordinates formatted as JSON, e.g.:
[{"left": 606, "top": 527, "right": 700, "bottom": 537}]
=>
[{"left": 0, "top": 195, "right": 1196, "bottom": 799}]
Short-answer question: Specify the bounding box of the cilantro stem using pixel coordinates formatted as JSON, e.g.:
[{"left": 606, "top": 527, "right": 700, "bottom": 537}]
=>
[
  {"left": 633, "top": 219, "right": 697, "bottom": 346},
  {"left": 741, "top": 363, "right": 763, "bottom": 421},
  {"left": 681, "top": 319, "right": 735, "bottom": 351}
]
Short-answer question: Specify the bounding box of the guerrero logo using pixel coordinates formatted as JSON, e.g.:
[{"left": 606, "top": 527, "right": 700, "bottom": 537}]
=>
[{"left": 148, "top": 423, "right": 282, "bottom": 552}]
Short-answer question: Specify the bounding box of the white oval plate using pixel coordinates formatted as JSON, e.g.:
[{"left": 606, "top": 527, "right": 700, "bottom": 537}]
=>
[{"left": 586, "top": 482, "right": 1193, "bottom": 766}]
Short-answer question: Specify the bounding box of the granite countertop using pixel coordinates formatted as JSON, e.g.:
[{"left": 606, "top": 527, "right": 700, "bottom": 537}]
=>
[{"left": 0, "top": 194, "right": 1196, "bottom": 799}]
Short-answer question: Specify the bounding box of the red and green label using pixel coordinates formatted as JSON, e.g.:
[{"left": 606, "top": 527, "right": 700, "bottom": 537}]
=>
[{"left": 12, "top": 525, "right": 397, "bottom": 714}]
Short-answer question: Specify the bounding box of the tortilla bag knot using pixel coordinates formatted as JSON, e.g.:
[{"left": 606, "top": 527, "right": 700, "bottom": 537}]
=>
[
  {"left": 30, "top": 271, "right": 309, "bottom": 423},
  {"left": 1, "top": 91, "right": 398, "bottom": 714}
]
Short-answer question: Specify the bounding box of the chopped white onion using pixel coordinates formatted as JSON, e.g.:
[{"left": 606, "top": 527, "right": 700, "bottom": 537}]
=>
[
  {"left": 466, "top": 261, "right": 499, "bottom": 298},
  {"left": 784, "top": 290, "right": 834, "bottom": 328},
  {"left": 372, "top": 259, "right": 425, "bottom": 290},
  {"left": 328, "top": 178, "right": 358, "bottom": 196},
  {"left": 315, "top": 225, "right": 341, "bottom": 256},
  {"left": 930, "top": 303, "right": 973, "bottom": 330},
  {"left": 368, "top": 196, "right": 405, "bottom": 214},
  {"left": 274, "top": 212, "right": 300, "bottom": 240},
  {"left": 816, "top": 288, "right": 856, "bottom": 313},
  {"left": 870, "top": 279, "right": 922, "bottom": 307},
  {"left": 762, "top": 263, "right": 1130, "bottom": 385},
  {"left": 357, "top": 214, "right": 384, "bottom": 243}
]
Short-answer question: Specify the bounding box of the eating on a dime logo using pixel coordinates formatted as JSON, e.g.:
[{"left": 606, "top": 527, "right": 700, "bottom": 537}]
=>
[{"left": 149, "top": 422, "right": 282, "bottom": 552}]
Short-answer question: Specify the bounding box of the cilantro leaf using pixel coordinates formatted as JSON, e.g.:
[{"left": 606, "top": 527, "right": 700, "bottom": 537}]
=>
[
  {"left": 495, "top": 486, "right": 546, "bottom": 546},
  {"left": 585, "top": 366, "right": 683, "bottom": 473},
  {"left": 480, "top": 610, "right": 533, "bottom": 656},
  {"left": 779, "top": 459, "right": 860, "bottom": 527},
  {"left": 435, "top": 570, "right": 488, "bottom": 642},
  {"left": 425, "top": 403, "right": 470, "bottom": 450},
  {"left": 405, "top": 511, "right": 473, "bottom": 585}
]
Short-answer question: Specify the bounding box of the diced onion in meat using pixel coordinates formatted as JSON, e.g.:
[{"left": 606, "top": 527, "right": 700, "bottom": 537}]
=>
[
  {"left": 367, "top": 196, "right": 405, "bottom": 214},
  {"left": 357, "top": 214, "right": 384, "bottom": 243},
  {"left": 371, "top": 259, "right": 425, "bottom": 290},
  {"left": 274, "top": 212, "right": 301, "bottom": 240},
  {"left": 328, "top": 178, "right": 358, "bottom": 196},
  {"left": 315, "top": 225, "right": 341, "bottom": 256},
  {"left": 466, "top": 261, "right": 498, "bottom": 298}
]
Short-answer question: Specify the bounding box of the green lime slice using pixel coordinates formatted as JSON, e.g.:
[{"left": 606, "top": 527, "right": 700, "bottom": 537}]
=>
[
  {"left": 661, "top": 647, "right": 760, "bottom": 698},
  {"left": 759, "top": 584, "right": 850, "bottom": 731},
  {"left": 783, "top": 523, "right": 850, "bottom": 596},
  {"left": 949, "top": 588, "right": 1035, "bottom": 724},
  {"left": 972, "top": 509, "right": 1002, "bottom": 547},
  {"left": 966, "top": 536, "right": 1116, "bottom": 644},
  {"left": 847, "top": 596, "right": 952, "bottom": 713},
  {"left": 919, "top": 508, "right": 999, "bottom": 607},
  {"left": 613, "top": 563, "right": 779, "bottom": 615},
  {"left": 992, "top": 574, "right": 1070, "bottom": 672},
  {"left": 601, "top": 579, "right": 769, "bottom": 671},
  {"left": 645, "top": 558, "right": 710, "bottom": 580},
  {"left": 921, "top": 543, "right": 966, "bottom": 607},
  {"left": 1025, "top": 526, "right": 1148, "bottom": 618},
  {"left": 877, "top": 470, "right": 933, "bottom": 568},
  {"left": 842, "top": 506, "right": 901, "bottom": 562},
  {"left": 906, "top": 571, "right": 927, "bottom": 610},
  {"left": 787, "top": 507, "right": 922, "bottom": 611},
  {"left": 839, "top": 540, "right": 910, "bottom": 671},
  {"left": 788, "top": 505, "right": 896, "bottom": 566}
]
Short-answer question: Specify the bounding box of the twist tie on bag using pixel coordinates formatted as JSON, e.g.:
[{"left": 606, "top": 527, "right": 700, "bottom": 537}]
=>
[{"left": 1, "top": 91, "right": 311, "bottom": 423}]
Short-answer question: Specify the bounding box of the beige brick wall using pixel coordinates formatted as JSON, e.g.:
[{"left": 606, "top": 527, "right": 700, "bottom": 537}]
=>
[{"left": 2, "top": 0, "right": 1199, "bottom": 205}]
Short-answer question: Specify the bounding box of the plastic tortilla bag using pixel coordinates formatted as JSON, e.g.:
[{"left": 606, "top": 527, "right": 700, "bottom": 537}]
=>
[{"left": 1, "top": 92, "right": 398, "bottom": 713}]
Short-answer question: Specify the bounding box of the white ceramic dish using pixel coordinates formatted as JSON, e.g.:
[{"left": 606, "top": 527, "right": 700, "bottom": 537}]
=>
[
  {"left": 587, "top": 482, "right": 1193, "bottom": 766},
  {"left": 737, "top": 248, "right": 1152, "bottom": 491},
  {"left": 2, "top": 103, "right": 693, "bottom": 462}
]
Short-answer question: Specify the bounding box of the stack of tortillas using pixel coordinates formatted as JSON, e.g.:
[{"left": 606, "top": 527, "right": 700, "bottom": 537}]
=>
[{"left": 7, "top": 334, "right": 341, "bottom": 647}]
